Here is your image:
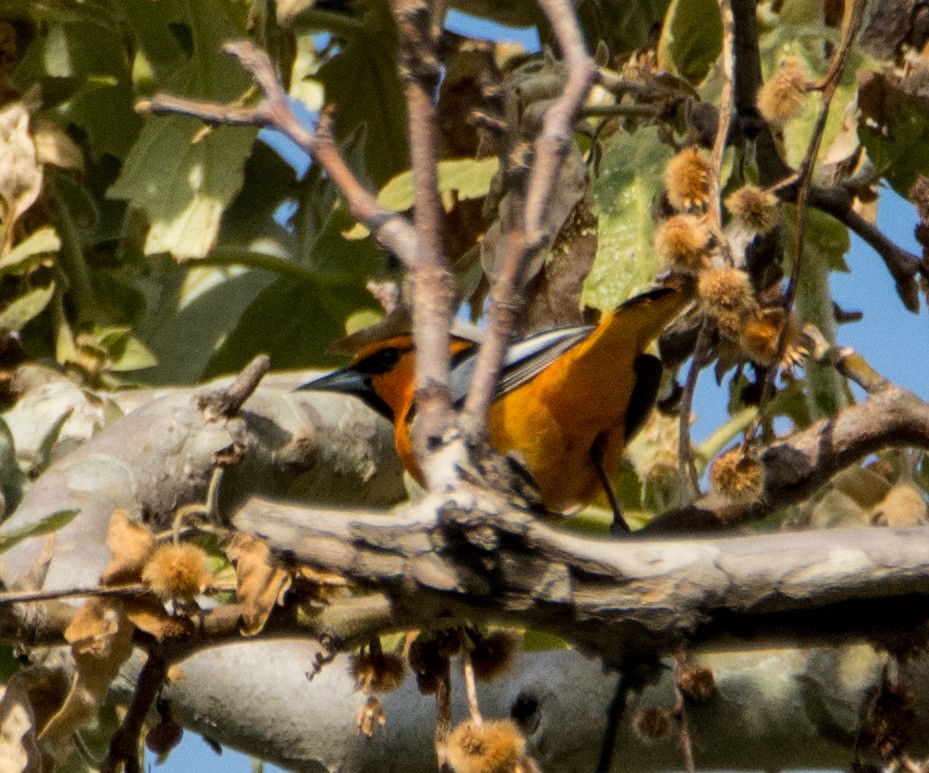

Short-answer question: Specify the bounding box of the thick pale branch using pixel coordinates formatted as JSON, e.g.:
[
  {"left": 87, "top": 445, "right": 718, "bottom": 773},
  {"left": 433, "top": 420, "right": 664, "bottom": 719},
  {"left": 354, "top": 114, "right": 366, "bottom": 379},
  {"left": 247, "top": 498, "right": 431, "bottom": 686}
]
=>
[{"left": 234, "top": 490, "right": 929, "bottom": 665}]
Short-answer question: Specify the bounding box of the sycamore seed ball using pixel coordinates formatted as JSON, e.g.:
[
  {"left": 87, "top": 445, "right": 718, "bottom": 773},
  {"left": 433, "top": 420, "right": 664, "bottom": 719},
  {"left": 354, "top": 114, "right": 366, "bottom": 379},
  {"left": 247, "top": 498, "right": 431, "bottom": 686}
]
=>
[
  {"left": 633, "top": 706, "right": 671, "bottom": 743},
  {"left": 725, "top": 185, "right": 781, "bottom": 233},
  {"left": 654, "top": 214, "right": 712, "bottom": 273},
  {"left": 709, "top": 446, "right": 765, "bottom": 505},
  {"left": 757, "top": 56, "right": 809, "bottom": 124},
  {"left": 666, "top": 146, "right": 711, "bottom": 211},
  {"left": 697, "top": 267, "right": 754, "bottom": 317},
  {"left": 446, "top": 719, "right": 527, "bottom": 773},
  {"left": 142, "top": 543, "right": 212, "bottom": 603}
]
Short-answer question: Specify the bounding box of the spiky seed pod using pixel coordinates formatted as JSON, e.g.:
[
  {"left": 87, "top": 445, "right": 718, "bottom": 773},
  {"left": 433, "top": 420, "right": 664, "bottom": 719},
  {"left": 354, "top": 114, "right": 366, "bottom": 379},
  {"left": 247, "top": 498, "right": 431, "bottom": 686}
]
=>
[
  {"left": 859, "top": 680, "right": 916, "bottom": 759},
  {"left": 654, "top": 214, "right": 712, "bottom": 273},
  {"left": 350, "top": 651, "right": 405, "bottom": 693},
  {"left": 471, "top": 632, "right": 519, "bottom": 682},
  {"left": 676, "top": 665, "right": 716, "bottom": 702},
  {"left": 145, "top": 717, "right": 184, "bottom": 757},
  {"left": 725, "top": 185, "right": 781, "bottom": 233},
  {"left": 633, "top": 706, "right": 672, "bottom": 743},
  {"left": 714, "top": 309, "right": 745, "bottom": 341},
  {"left": 757, "top": 56, "right": 809, "bottom": 124},
  {"left": 666, "top": 146, "right": 711, "bottom": 211},
  {"left": 142, "top": 543, "right": 212, "bottom": 603},
  {"left": 739, "top": 307, "right": 808, "bottom": 369},
  {"left": 698, "top": 267, "right": 755, "bottom": 319},
  {"left": 709, "top": 446, "right": 765, "bottom": 505},
  {"left": 446, "top": 719, "right": 526, "bottom": 773}
]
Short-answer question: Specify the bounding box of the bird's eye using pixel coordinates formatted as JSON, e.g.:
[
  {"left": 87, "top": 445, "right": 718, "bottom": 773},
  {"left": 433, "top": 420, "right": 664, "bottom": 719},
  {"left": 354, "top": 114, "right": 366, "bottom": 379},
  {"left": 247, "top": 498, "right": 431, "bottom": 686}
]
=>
[{"left": 374, "top": 347, "right": 400, "bottom": 370}]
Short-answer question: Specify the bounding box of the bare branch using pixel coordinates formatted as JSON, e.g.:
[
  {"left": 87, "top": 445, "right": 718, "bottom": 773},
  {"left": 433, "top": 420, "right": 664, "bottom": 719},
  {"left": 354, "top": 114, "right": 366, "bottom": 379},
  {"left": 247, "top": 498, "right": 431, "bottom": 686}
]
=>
[
  {"left": 235, "top": 493, "right": 929, "bottom": 665},
  {"left": 392, "top": 0, "right": 457, "bottom": 475},
  {"left": 138, "top": 41, "right": 421, "bottom": 269},
  {"left": 747, "top": 0, "right": 868, "bottom": 444},
  {"left": 707, "top": 0, "right": 736, "bottom": 261},
  {"left": 460, "top": 0, "right": 597, "bottom": 433}
]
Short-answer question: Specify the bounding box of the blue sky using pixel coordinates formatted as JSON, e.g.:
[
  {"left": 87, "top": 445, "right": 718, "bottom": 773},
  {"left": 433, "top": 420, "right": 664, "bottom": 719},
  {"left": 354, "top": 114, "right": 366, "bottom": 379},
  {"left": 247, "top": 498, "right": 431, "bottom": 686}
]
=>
[{"left": 155, "top": 10, "right": 927, "bottom": 773}]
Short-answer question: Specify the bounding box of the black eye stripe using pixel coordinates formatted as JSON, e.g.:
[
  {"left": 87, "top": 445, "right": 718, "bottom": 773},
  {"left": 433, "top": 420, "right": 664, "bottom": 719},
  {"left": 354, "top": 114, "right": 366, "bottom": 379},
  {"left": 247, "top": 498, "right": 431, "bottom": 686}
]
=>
[{"left": 354, "top": 345, "right": 409, "bottom": 374}]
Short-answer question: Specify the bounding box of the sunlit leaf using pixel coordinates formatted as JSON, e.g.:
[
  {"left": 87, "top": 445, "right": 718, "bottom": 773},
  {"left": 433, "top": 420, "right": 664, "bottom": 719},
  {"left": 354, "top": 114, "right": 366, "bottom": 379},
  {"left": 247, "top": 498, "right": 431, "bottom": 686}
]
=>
[
  {"left": 0, "top": 282, "right": 55, "bottom": 334},
  {"left": 583, "top": 127, "right": 672, "bottom": 311},
  {"left": 657, "top": 0, "right": 722, "bottom": 84},
  {"left": 0, "top": 509, "right": 78, "bottom": 554},
  {"left": 107, "top": 0, "right": 256, "bottom": 259},
  {"left": 0, "top": 227, "right": 59, "bottom": 274}
]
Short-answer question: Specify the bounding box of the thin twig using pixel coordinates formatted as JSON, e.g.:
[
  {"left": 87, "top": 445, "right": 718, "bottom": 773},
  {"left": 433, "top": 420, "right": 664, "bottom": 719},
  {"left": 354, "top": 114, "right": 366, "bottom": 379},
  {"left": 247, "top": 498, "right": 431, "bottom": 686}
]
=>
[
  {"left": 679, "top": 319, "right": 712, "bottom": 501},
  {"left": 707, "top": 0, "right": 735, "bottom": 265},
  {"left": 673, "top": 655, "right": 697, "bottom": 773},
  {"left": 0, "top": 584, "right": 146, "bottom": 604},
  {"left": 461, "top": 0, "right": 597, "bottom": 433},
  {"left": 461, "top": 644, "right": 483, "bottom": 724},
  {"left": 138, "top": 41, "right": 421, "bottom": 269},
  {"left": 747, "top": 0, "right": 866, "bottom": 446},
  {"left": 434, "top": 657, "right": 453, "bottom": 772},
  {"left": 101, "top": 650, "right": 168, "bottom": 773},
  {"left": 595, "top": 671, "right": 630, "bottom": 773}
]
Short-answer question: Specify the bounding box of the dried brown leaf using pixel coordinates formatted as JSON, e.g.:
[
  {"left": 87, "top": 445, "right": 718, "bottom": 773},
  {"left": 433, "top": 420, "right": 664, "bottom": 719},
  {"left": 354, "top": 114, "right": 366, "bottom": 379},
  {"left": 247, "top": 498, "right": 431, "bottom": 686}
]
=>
[
  {"left": 356, "top": 695, "right": 386, "bottom": 738},
  {"left": 0, "top": 676, "right": 43, "bottom": 772},
  {"left": 40, "top": 598, "right": 134, "bottom": 742},
  {"left": 225, "top": 532, "right": 291, "bottom": 636},
  {"left": 100, "top": 509, "right": 155, "bottom": 586}
]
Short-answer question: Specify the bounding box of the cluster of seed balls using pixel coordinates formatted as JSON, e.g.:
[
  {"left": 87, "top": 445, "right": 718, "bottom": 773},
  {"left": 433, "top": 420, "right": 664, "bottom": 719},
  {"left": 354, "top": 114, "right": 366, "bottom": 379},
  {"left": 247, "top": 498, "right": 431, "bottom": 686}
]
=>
[{"left": 655, "top": 55, "right": 814, "bottom": 507}]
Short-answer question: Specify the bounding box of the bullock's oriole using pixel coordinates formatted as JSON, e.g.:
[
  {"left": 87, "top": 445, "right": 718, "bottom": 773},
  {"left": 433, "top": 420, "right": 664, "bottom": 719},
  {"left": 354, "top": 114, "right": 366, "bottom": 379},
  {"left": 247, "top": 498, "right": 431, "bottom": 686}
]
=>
[{"left": 302, "top": 282, "right": 690, "bottom": 532}]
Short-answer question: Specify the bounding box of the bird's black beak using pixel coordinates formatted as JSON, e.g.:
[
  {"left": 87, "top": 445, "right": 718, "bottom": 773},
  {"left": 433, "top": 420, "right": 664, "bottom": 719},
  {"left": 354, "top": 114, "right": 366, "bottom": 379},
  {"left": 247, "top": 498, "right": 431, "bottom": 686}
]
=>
[
  {"left": 297, "top": 368, "right": 393, "bottom": 421},
  {"left": 298, "top": 367, "right": 370, "bottom": 396}
]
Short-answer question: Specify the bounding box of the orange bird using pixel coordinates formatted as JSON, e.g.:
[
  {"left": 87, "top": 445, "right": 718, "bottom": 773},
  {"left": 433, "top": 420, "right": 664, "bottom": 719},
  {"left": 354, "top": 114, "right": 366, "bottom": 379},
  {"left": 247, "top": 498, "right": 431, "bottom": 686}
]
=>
[{"left": 302, "top": 283, "right": 689, "bottom": 532}]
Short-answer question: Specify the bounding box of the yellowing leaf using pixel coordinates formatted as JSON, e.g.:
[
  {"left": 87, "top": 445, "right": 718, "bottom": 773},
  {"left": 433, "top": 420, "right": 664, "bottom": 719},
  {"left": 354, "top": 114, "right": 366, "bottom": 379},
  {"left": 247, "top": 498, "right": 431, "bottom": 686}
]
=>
[
  {"left": 344, "top": 158, "right": 499, "bottom": 240},
  {"left": 0, "top": 97, "right": 43, "bottom": 255},
  {"left": 0, "top": 227, "right": 59, "bottom": 274}
]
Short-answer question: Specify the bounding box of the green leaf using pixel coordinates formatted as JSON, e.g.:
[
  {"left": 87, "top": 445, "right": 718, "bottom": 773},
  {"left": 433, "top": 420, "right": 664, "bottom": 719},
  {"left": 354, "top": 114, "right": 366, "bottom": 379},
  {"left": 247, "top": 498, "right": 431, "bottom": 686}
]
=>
[
  {"left": 0, "top": 227, "right": 60, "bottom": 274},
  {"left": 0, "top": 417, "right": 25, "bottom": 519},
  {"left": 583, "top": 127, "right": 673, "bottom": 311},
  {"left": 130, "top": 259, "right": 275, "bottom": 384},
  {"left": 30, "top": 407, "right": 73, "bottom": 478},
  {"left": 14, "top": 19, "right": 140, "bottom": 158},
  {"left": 204, "top": 277, "right": 379, "bottom": 377},
  {"left": 0, "top": 509, "right": 79, "bottom": 554},
  {"left": 345, "top": 157, "right": 500, "bottom": 239},
  {"left": 316, "top": 6, "right": 408, "bottom": 187},
  {"left": 108, "top": 335, "right": 158, "bottom": 371},
  {"left": 0, "top": 282, "right": 55, "bottom": 334},
  {"left": 107, "top": 0, "right": 257, "bottom": 259},
  {"left": 657, "top": 0, "right": 722, "bottom": 85}
]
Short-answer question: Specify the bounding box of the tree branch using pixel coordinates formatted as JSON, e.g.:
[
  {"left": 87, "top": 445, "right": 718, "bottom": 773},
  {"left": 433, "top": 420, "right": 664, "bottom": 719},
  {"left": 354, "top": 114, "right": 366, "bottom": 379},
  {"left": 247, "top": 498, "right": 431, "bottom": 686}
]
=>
[
  {"left": 234, "top": 486, "right": 929, "bottom": 665},
  {"left": 460, "top": 0, "right": 597, "bottom": 432},
  {"left": 138, "top": 41, "right": 422, "bottom": 271}
]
